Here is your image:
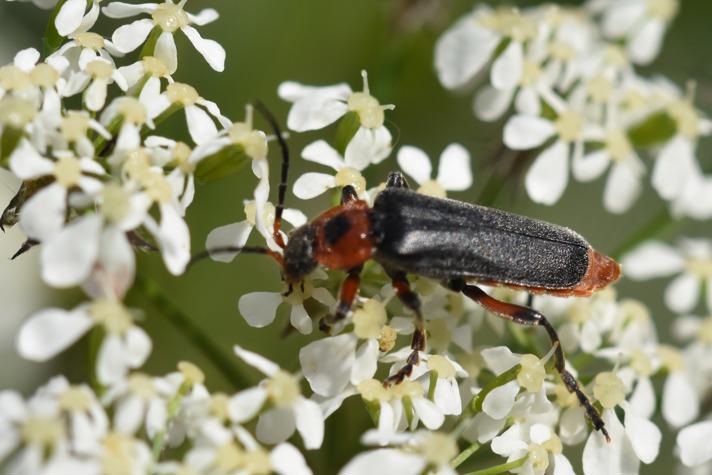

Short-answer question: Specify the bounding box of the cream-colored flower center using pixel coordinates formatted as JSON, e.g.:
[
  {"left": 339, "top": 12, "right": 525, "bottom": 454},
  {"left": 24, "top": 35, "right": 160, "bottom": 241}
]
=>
[
  {"left": 699, "top": 317, "right": 712, "bottom": 345},
  {"left": 85, "top": 60, "right": 114, "bottom": 80},
  {"left": 658, "top": 345, "right": 684, "bottom": 372},
  {"left": 142, "top": 56, "right": 169, "bottom": 77},
  {"left": 0, "top": 97, "right": 36, "bottom": 127},
  {"left": 353, "top": 299, "right": 387, "bottom": 339},
  {"left": 542, "top": 433, "right": 563, "bottom": 454},
  {"left": 53, "top": 155, "right": 83, "bottom": 188},
  {"left": 229, "top": 122, "right": 268, "bottom": 161},
  {"left": 417, "top": 179, "right": 446, "bottom": 198},
  {"left": 357, "top": 378, "right": 391, "bottom": 402},
  {"left": 74, "top": 32, "right": 105, "bottom": 50},
  {"left": 173, "top": 141, "right": 194, "bottom": 173},
  {"left": 282, "top": 278, "right": 314, "bottom": 305},
  {"left": 347, "top": 71, "right": 392, "bottom": 128},
  {"left": 334, "top": 167, "right": 366, "bottom": 195},
  {"left": 116, "top": 97, "right": 147, "bottom": 125},
  {"left": 389, "top": 379, "right": 423, "bottom": 399},
  {"left": 457, "top": 353, "right": 483, "bottom": 380},
  {"left": 630, "top": 349, "right": 654, "bottom": 377},
  {"left": 0, "top": 65, "right": 30, "bottom": 91},
  {"left": 101, "top": 183, "right": 131, "bottom": 223},
  {"left": 619, "top": 299, "right": 650, "bottom": 325},
  {"left": 61, "top": 112, "right": 90, "bottom": 142},
  {"left": 59, "top": 386, "right": 92, "bottom": 411},
  {"left": 244, "top": 200, "right": 276, "bottom": 228},
  {"left": 21, "top": 416, "right": 64, "bottom": 446},
  {"left": 480, "top": 8, "right": 537, "bottom": 42},
  {"left": 142, "top": 169, "right": 173, "bottom": 203},
  {"left": 549, "top": 40, "right": 575, "bottom": 61},
  {"left": 215, "top": 443, "right": 244, "bottom": 473},
  {"left": 648, "top": 0, "right": 678, "bottom": 20},
  {"left": 30, "top": 63, "right": 59, "bottom": 88},
  {"left": 520, "top": 60, "right": 541, "bottom": 87},
  {"left": 128, "top": 373, "right": 156, "bottom": 399},
  {"left": 606, "top": 129, "right": 633, "bottom": 162},
  {"left": 378, "top": 325, "right": 397, "bottom": 352},
  {"left": 428, "top": 319, "right": 451, "bottom": 353},
  {"left": 517, "top": 354, "right": 546, "bottom": 392},
  {"left": 554, "top": 382, "right": 578, "bottom": 407},
  {"left": 242, "top": 448, "right": 272, "bottom": 475},
  {"left": 152, "top": 2, "right": 190, "bottom": 33},
  {"left": 605, "top": 45, "right": 628, "bottom": 68},
  {"left": 668, "top": 100, "right": 701, "bottom": 139},
  {"left": 588, "top": 75, "right": 613, "bottom": 103},
  {"left": 528, "top": 443, "right": 550, "bottom": 474},
  {"left": 265, "top": 370, "right": 300, "bottom": 407},
  {"left": 178, "top": 361, "right": 205, "bottom": 385},
  {"left": 210, "top": 393, "right": 229, "bottom": 421},
  {"left": 428, "top": 355, "right": 456, "bottom": 379},
  {"left": 418, "top": 432, "right": 458, "bottom": 467},
  {"left": 166, "top": 82, "right": 199, "bottom": 106},
  {"left": 686, "top": 257, "right": 712, "bottom": 278},
  {"left": 101, "top": 433, "right": 135, "bottom": 475},
  {"left": 90, "top": 299, "right": 133, "bottom": 335},
  {"left": 124, "top": 149, "right": 152, "bottom": 179},
  {"left": 555, "top": 110, "right": 583, "bottom": 142},
  {"left": 593, "top": 371, "right": 625, "bottom": 409}
]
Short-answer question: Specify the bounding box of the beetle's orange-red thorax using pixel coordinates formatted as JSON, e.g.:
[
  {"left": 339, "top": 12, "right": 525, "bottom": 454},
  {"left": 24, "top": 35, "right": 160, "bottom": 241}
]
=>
[{"left": 311, "top": 200, "right": 375, "bottom": 271}]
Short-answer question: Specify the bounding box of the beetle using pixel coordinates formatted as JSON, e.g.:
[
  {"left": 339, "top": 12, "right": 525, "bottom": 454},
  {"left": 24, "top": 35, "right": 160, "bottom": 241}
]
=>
[{"left": 203, "top": 104, "right": 620, "bottom": 441}]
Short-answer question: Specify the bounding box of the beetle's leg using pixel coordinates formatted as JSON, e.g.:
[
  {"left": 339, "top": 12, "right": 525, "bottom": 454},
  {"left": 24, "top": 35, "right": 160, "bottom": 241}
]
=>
[
  {"left": 447, "top": 279, "right": 609, "bottom": 442},
  {"left": 383, "top": 272, "right": 426, "bottom": 386},
  {"left": 385, "top": 171, "right": 410, "bottom": 189},
  {"left": 319, "top": 265, "right": 363, "bottom": 334},
  {"left": 341, "top": 185, "right": 359, "bottom": 204}
]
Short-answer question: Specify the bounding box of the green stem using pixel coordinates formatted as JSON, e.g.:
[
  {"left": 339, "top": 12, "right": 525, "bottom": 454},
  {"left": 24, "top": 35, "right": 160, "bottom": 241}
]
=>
[
  {"left": 611, "top": 208, "right": 676, "bottom": 260},
  {"left": 150, "top": 380, "right": 191, "bottom": 467},
  {"left": 428, "top": 371, "right": 438, "bottom": 401},
  {"left": 133, "top": 274, "right": 251, "bottom": 389},
  {"left": 461, "top": 455, "right": 528, "bottom": 475},
  {"left": 450, "top": 442, "right": 481, "bottom": 469}
]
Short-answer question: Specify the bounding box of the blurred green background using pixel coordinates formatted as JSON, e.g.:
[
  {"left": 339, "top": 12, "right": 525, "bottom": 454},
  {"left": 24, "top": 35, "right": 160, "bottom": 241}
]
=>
[{"left": 1, "top": 0, "right": 711, "bottom": 473}]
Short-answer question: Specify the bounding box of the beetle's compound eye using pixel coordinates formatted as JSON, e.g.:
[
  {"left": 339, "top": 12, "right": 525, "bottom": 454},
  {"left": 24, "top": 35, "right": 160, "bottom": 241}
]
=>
[{"left": 283, "top": 225, "right": 318, "bottom": 282}]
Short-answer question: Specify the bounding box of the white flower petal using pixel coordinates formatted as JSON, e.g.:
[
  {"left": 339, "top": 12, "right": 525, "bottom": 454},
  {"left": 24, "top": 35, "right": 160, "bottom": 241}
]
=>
[
  {"left": 351, "top": 339, "right": 379, "bottom": 385},
  {"left": 97, "top": 334, "right": 127, "bottom": 385},
  {"left": 339, "top": 449, "right": 426, "bottom": 475},
  {"left": 525, "top": 140, "right": 569, "bottom": 205},
  {"left": 124, "top": 326, "right": 151, "bottom": 368},
  {"left": 623, "top": 409, "right": 661, "bottom": 464},
  {"left": 433, "top": 378, "right": 462, "bottom": 415},
  {"left": 482, "top": 380, "right": 519, "bottom": 420},
  {"left": 256, "top": 407, "right": 296, "bottom": 445},
  {"left": 111, "top": 18, "right": 155, "bottom": 53},
  {"left": 19, "top": 183, "right": 67, "bottom": 241},
  {"left": 345, "top": 126, "right": 392, "bottom": 168},
  {"left": 233, "top": 344, "right": 280, "bottom": 376},
  {"left": 514, "top": 87, "right": 541, "bottom": 116},
  {"left": 278, "top": 81, "right": 352, "bottom": 103},
  {"left": 474, "top": 85, "right": 514, "bottom": 122},
  {"left": 491, "top": 424, "right": 527, "bottom": 456},
  {"left": 621, "top": 241, "right": 684, "bottom": 279},
  {"left": 300, "top": 334, "right": 356, "bottom": 397},
  {"left": 301, "top": 140, "right": 345, "bottom": 171},
  {"left": 294, "top": 398, "right": 325, "bottom": 449},
  {"left": 434, "top": 18, "right": 500, "bottom": 89},
  {"left": 582, "top": 410, "right": 639, "bottom": 475},
  {"left": 237, "top": 291, "right": 282, "bottom": 328},
  {"left": 17, "top": 307, "right": 93, "bottom": 361},
  {"left": 154, "top": 31, "right": 177, "bottom": 75},
  {"left": 604, "top": 161, "right": 643, "bottom": 214},
  {"left": 677, "top": 421, "right": 712, "bottom": 467},
  {"left": 227, "top": 387, "right": 268, "bottom": 423},
  {"left": 662, "top": 372, "right": 699, "bottom": 428},
  {"left": 205, "top": 221, "right": 253, "bottom": 263},
  {"left": 436, "top": 143, "right": 472, "bottom": 191},
  {"left": 102, "top": 2, "right": 157, "bottom": 18},
  {"left": 282, "top": 208, "right": 308, "bottom": 228},
  {"left": 504, "top": 115, "right": 556, "bottom": 150},
  {"left": 628, "top": 19, "right": 665, "bottom": 65},
  {"left": 572, "top": 149, "right": 609, "bottom": 182},
  {"left": 184, "top": 105, "right": 218, "bottom": 145},
  {"left": 9, "top": 139, "right": 55, "bottom": 179},
  {"left": 664, "top": 273, "right": 700, "bottom": 314},
  {"left": 293, "top": 172, "right": 336, "bottom": 200},
  {"left": 287, "top": 95, "right": 348, "bottom": 132},
  {"left": 187, "top": 8, "right": 219, "bottom": 26},
  {"left": 652, "top": 136, "right": 696, "bottom": 200},
  {"left": 114, "top": 396, "right": 144, "bottom": 435},
  {"left": 481, "top": 346, "right": 519, "bottom": 375},
  {"left": 290, "top": 304, "right": 312, "bottom": 335},
  {"left": 55, "top": 0, "right": 86, "bottom": 36},
  {"left": 629, "top": 377, "right": 655, "bottom": 419},
  {"left": 13, "top": 48, "right": 39, "bottom": 71},
  {"left": 41, "top": 214, "right": 102, "bottom": 287},
  {"left": 491, "top": 41, "right": 523, "bottom": 90},
  {"left": 271, "top": 443, "right": 313, "bottom": 475},
  {"left": 397, "top": 145, "right": 432, "bottom": 185},
  {"left": 181, "top": 25, "right": 225, "bottom": 72}
]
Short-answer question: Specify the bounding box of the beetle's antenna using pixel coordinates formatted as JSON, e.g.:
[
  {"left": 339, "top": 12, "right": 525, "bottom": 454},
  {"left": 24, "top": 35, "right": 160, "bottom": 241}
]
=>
[
  {"left": 254, "top": 101, "right": 289, "bottom": 250},
  {"left": 189, "top": 246, "right": 284, "bottom": 269}
]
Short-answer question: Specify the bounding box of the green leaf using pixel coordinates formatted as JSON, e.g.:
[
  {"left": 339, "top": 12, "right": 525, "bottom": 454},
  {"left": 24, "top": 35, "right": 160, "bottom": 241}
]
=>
[
  {"left": 333, "top": 111, "right": 361, "bottom": 156},
  {"left": 194, "top": 144, "right": 250, "bottom": 184},
  {"left": 628, "top": 111, "right": 677, "bottom": 149}
]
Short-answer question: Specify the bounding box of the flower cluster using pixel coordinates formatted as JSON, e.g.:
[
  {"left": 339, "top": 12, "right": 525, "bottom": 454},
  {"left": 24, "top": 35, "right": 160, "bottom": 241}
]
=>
[{"left": 2, "top": 1, "right": 712, "bottom": 475}]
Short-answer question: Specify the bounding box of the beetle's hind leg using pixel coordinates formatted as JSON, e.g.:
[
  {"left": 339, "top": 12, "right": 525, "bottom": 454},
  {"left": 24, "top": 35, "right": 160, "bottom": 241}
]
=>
[
  {"left": 383, "top": 272, "right": 426, "bottom": 386},
  {"left": 447, "top": 279, "right": 610, "bottom": 442},
  {"left": 319, "top": 265, "right": 363, "bottom": 334}
]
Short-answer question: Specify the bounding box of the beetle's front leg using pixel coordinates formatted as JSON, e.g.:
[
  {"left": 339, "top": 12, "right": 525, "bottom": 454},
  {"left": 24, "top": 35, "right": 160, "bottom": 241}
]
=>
[
  {"left": 319, "top": 265, "right": 363, "bottom": 334},
  {"left": 383, "top": 272, "right": 426, "bottom": 386},
  {"left": 447, "top": 279, "right": 610, "bottom": 442}
]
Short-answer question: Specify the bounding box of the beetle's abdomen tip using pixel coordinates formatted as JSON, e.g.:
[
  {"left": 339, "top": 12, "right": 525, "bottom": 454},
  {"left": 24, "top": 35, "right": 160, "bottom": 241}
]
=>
[{"left": 582, "top": 249, "right": 621, "bottom": 295}]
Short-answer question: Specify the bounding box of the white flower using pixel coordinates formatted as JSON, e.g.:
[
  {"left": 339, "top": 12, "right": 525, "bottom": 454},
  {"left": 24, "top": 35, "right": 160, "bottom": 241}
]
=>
[
  {"left": 492, "top": 422, "right": 574, "bottom": 475},
  {"left": 104, "top": 0, "right": 225, "bottom": 73},
  {"left": 622, "top": 239, "right": 712, "bottom": 314},
  {"left": 101, "top": 373, "right": 167, "bottom": 437},
  {"left": 422, "top": 354, "right": 468, "bottom": 416},
  {"left": 504, "top": 90, "right": 602, "bottom": 205},
  {"left": 339, "top": 448, "right": 426, "bottom": 475},
  {"left": 279, "top": 70, "right": 394, "bottom": 166},
  {"left": 230, "top": 345, "right": 325, "bottom": 449},
  {"left": 595, "top": 0, "right": 679, "bottom": 65},
  {"left": 144, "top": 136, "right": 197, "bottom": 214},
  {"left": 677, "top": 421, "right": 712, "bottom": 468},
  {"left": 17, "top": 299, "right": 152, "bottom": 385},
  {"left": 54, "top": 0, "right": 102, "bottom": 38},
  {"left": 101, "top": 96, "right": 153, "bottom": 151},
  {"left": 396, "top": 144, "right": 472, "bottom": 198},
  {"left": 52, "top": 32, "right": 124, "bottom": 91},
  {"left": 293, "top": 140, "right": 371, "bottom": 200}
]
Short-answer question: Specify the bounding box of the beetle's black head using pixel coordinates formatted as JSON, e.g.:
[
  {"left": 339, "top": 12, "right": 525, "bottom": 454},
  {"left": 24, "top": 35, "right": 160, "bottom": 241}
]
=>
[{"left": 283, "top": 224, "right": 318, "bottom": 282}]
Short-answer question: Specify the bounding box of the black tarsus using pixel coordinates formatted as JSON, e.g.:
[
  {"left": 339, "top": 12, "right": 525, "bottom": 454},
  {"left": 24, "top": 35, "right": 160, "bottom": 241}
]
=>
[
  {"left": 253, "top": 101, "right": 289, "bottom": 249},
  {"left": 11, "top": 239, "right": 39, "bottom": 260},
  {"left": 447, "top": 278, "right": 610, "bottom": 442},
  {"left": 341, "top": 185, "right": 359, "bottom": 204}
]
